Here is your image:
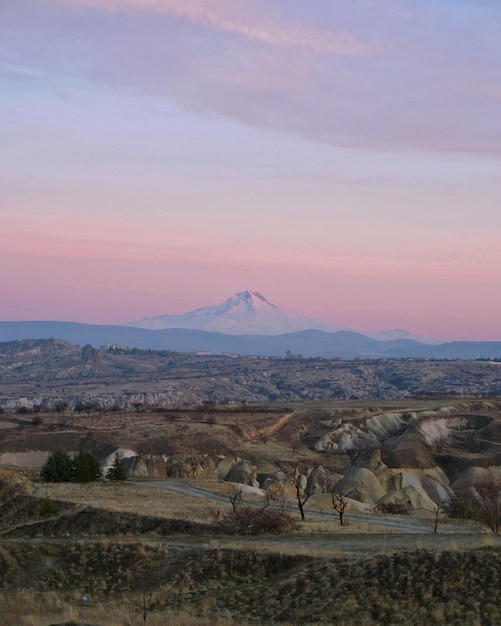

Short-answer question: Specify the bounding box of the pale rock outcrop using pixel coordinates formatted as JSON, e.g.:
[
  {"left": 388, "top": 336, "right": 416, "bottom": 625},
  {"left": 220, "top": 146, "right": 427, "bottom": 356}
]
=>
[
  {"left": 314, "top": 423, "right": 378, "bottom": 453},
  {"left": 166, "top": 455, "right": 218, "bottom": 479},
  {"left": 294, "top": 472, "right": 309, "bottom": 495},
  {"left": 451, "top": 466, "right": 501, "bottom": 490},
  {"left": 336, "top": 467, "right": 386, "bottom": 504},
  {"left": 100, "top": 448, "right": 137, "bottom": 473},
  {"left": 260, "top": 471, "right": 290, "bottom": 496},
  {"left": 418, "top": 416, "right": 468, "bottom": 448},
  {"left": 334, "top": 445, "right": 453, "bottom": 511},
  {"left": 366, "top": 412, "right": 416, "bottom": 439},
  {"left": 376, "top": 485, "right": 437, "bottom": 511},
  {"left": 307, "top": 465, "right": 328, "bottom": 495},
  {"left": 123, "top": 454, "right": 222, "bottom": 479},
  {"left": 225, "top": 460, "right": 259, "bottom": 488},
  {"left": 216, "top": 456, "right": 240, "bottom": 480},
  {"left": 352, "top": 449, "right": 386, "bottom": 473},
  {"left": 123, "top": 456, "right": 168, "bottom": 477}
]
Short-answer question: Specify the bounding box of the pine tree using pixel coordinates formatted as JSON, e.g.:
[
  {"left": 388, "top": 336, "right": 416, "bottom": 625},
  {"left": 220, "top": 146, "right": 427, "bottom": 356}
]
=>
[
  {"left": 40, "top": 450, "right": 75, "bottom": 482},
  {"left": 73, "top": 449, "right": 102, "bottom": 483},
  {"left": 106, "top": 454, "right": 127, "bottom": 481}
]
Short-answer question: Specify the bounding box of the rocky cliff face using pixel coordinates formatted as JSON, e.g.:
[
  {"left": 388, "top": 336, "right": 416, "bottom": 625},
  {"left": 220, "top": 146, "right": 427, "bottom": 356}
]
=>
[{"left": 121, "top": 453, "right": 259, "bottom": 486}]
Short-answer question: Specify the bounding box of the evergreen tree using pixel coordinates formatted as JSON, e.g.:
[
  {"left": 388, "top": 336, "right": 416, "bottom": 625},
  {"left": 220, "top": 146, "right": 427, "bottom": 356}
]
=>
[
  {"left": 106, "top": 454, "right": 127, "bottom": 481},
  {"left": 40, "top": 450, "right": 75, "bottom": 482},
  {"left": 73, "top": 449, "right": 102, "bottom": 483}
]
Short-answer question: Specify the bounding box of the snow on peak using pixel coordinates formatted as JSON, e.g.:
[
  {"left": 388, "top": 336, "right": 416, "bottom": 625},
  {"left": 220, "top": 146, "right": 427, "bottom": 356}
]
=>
[
  {"left": 224, "top": 291, "right": 282, "bottom": 313},
  {"left": 123, "top": 291, "right": 433, "bottom": 341},
  {"left": 124, "top": 291, "right": 345, "bottom": 335}
]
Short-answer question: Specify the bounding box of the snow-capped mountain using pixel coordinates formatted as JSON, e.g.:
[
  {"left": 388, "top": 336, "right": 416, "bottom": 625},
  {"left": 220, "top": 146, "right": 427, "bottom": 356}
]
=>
[
  {"left": 124, "top": 290, "right": 438, "bottom": 343},
  {"left": 124, "top": 290, "right": 349, "bottom": 335}
]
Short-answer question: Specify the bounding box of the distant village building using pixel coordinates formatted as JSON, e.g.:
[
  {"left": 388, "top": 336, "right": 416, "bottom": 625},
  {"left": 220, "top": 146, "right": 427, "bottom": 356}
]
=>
[{"left": 101, "top": 344, "right": 133, "bottom": 353}]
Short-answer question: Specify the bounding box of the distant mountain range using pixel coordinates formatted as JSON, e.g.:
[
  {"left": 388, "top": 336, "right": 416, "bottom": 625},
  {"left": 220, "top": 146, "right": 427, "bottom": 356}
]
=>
[
  {"left": 125, "top": 290, "right": 436, "bottom": 343},
  {"left": 0, "top": 291, "right": 499, "bottom": 359}
]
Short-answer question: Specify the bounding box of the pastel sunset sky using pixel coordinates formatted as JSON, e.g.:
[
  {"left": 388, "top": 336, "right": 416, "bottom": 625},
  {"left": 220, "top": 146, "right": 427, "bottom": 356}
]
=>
[{"left": 1, "top": 0, "right": 500, "bottom": 340}]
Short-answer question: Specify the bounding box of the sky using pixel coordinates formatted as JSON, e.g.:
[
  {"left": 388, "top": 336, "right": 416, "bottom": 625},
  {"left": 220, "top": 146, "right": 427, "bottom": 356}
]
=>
[{"left": 1, "top": 0, "right": 501, "bottom": 341}]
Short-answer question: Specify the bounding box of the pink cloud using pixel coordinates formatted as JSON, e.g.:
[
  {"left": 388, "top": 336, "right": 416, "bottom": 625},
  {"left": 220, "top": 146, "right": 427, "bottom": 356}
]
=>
[
  {"left": 5, "top": 1, "right": 500, "bottom": 154},
  {"left": 57, "top": 0, "right": 375, "bottom": 57}
]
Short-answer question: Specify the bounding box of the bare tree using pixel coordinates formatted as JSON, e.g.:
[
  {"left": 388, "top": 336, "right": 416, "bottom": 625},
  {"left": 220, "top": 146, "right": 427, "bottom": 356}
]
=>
[
  {"left": 291, "top": 430, "right": 302, "bottom": 454},
  {"left": 130, "top": 549, "right": 166, "bottom": 623},
  {"left": 262, "top": 491, "right": 277, "bottom": 509},
  {"left": 423, "top": 474, "right": 446, "bottom": 534},
  {"left": 432, "top": 499, "right": 443, "bottom": 534},
  {"left": 266, "top": 481, "right": 289, "bottom": 514},
  {"left": 227, "top": 483, "right": 244, "bottom": 512},
  {"left": 292, "top": 468, "right": 311, "bottom": 521},
  {"left": 475, "top": 473, "right": 501, "bottom": 534},
  {"left": 54, "top": 400, "right": 68, "bottom": 415},
  {"left": 444, "top": 472, "right": 501, "bottom": 534},
  {"left": 327, "top": 478, "right": 349, "bottom": 526}
]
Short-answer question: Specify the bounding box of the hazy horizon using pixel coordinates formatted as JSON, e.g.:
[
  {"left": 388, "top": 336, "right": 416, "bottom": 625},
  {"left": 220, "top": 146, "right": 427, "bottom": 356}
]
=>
[{"left": 2, "top": 1, "right": 500, "bottom": 342}]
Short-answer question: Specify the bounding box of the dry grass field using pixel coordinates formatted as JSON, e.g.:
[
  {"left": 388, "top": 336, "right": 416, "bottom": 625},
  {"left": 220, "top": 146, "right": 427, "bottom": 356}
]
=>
[{"left": 2, "top": 397, "right": 501, "bottom": 624}]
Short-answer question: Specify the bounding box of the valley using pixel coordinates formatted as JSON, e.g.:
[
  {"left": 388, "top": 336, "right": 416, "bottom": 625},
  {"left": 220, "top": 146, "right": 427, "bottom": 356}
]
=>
[
  {"left": 1, "top": 339, "right": 501, "bottom": 412},
  {"left": 2, "top": 339, "right": 501, "bottom": 624}
]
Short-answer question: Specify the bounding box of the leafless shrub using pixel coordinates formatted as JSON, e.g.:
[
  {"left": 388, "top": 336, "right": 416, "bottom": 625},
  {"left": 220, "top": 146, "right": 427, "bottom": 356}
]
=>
[
  {"left": 423, "top": 474, "right": 448, "bottom": 533},
  {"left": 287, "top": 467, "right": 312, "bottom": 521},
  {"left": 375, "top": 497, "right": 411, "bottom": 515},
  {"left": 444, "top": 474, "right": 501, "bottom": 534},
  {"left": 262, "top": 491, "right": 277, "bottom": 509},
  {"left": 227, "top": 484, "right": 244, "bottom": 512},
  {"left": 327, "top": 478, "right": 349, "bottom": 526},
  {"left": 475, "top": 474, "right": 501, "bottom": 534},
  {"left": 443, "top": 492, "right": 478, "bottom": 520},
  {"left": 215, "top": 506, "right": 296, "bottom": 535}
]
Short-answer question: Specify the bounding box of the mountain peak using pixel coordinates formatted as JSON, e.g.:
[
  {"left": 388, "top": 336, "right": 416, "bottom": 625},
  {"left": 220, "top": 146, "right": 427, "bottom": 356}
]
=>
[
  {"left": 228, "top": 291, "right": 282, "bottom": 312},
  {"left": 123, "top": 291, "right": 436, "bottom": 342},
  {"left": 124, "top": 291, "right": 345, "bottom": 335}
]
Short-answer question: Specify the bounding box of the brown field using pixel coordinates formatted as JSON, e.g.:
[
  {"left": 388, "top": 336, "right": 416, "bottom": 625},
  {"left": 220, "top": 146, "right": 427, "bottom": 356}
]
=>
[{"left": 2, "top": 397, "right": 501, "bottom": 625}]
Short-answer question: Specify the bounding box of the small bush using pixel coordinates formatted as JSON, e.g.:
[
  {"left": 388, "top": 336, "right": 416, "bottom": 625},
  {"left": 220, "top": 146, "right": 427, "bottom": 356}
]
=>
[
  {"left": 215, "top": 507, "right": 296, "bottom": 535},
  {"left": 443, "top": 493, "right": 478, "bottom": 520},
  {"left": 38, "top": 496, "right": 59, "bottom": 518},
  {"left": 375, "top": 498, "right": 411, "bottom": 515}
]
